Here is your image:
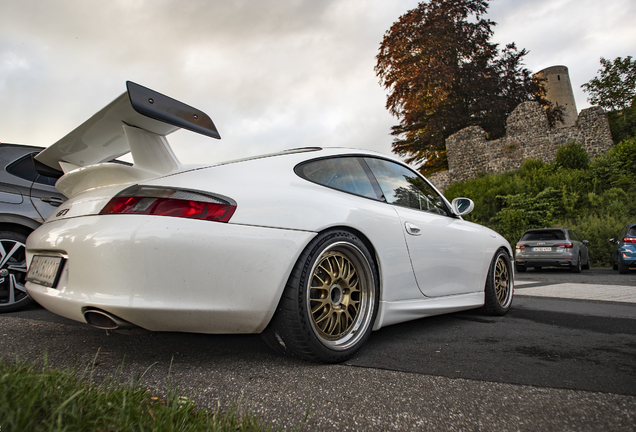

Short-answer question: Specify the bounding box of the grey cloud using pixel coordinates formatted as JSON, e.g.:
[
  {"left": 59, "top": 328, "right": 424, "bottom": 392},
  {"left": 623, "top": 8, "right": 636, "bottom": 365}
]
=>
[{"left": 1, "top": 0, "right": 634, "bottom": 166}]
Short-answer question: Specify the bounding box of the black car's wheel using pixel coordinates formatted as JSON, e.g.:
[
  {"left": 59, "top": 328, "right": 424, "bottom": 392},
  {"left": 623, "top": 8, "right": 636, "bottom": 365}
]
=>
[
  {"left": 618, "top": 262, "right": 630, "bottom": 274},
  {"left": 571, "top": 254, "right": 582, "bottom": 273},
  {"left": 482, "top": 249, "right": 513, "bottom": 316},
  {"left": 515, "top": 264, "right": 526, "bottom": 273},
  {"left": 262, "top": 230, "right": 379, "bottom": 363},
  {"left": 0, "top": 231, "right": 31, "bottom": 313}
]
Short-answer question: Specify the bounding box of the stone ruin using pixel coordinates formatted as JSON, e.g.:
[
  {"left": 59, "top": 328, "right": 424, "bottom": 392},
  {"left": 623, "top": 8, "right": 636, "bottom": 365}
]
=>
[{"left": 427, "top": 66, "right": 614, "bottom": 191}]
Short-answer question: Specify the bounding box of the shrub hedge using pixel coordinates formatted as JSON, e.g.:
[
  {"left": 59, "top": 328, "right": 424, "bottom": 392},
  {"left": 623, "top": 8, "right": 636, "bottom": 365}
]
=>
[{"left": 443, "top": 138, "right": 636, "bottom": 267}]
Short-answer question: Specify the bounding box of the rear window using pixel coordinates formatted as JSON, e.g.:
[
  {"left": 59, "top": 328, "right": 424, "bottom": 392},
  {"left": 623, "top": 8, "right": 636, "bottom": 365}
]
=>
[
  {"left": 628, "top": 226, "right": 636, "bottom": 236},
  {"left": 296, "top": 157, "right": 379, "bottom": 199},
  {"left": 521, "top": 230, "right": 566, "bottom": 241}
]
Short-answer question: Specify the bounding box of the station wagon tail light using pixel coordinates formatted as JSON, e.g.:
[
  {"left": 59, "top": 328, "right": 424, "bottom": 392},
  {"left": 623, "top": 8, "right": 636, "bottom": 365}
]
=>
[
  {"left": 516, "top": 244, "right": 526, "bottom": 249},
  {"left": 624, "top": 237, "right": 636, "bottom": 243},
  {"left": 99, "top": 185, "right": 236, "bottom": 222},
  {"left": 553, "top": 243, "right": 573, "bottom": 248}
]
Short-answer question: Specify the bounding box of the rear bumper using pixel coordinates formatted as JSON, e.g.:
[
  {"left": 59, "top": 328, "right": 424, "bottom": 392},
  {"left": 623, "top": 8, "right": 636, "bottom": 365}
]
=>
[
  {"left": 26, "top": 215, "right": 315, "bottom": 334},
  {"left": 618, "top": 258, "right": 636, "bottom": 267},
  {"left": 618, "top": 248, "right": 636, "bottom": 267},
  {"left": 514, "top": 258, "right": 575, "bottom": 268}
]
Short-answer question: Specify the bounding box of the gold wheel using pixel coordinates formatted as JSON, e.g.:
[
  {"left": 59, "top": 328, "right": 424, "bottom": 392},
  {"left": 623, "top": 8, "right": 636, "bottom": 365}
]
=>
[
  {"left": 494, "top": 255, "right": 511, "bottom": 306},
  {"left": 306, "top": 241, "right": 374, "bottom": 351}
]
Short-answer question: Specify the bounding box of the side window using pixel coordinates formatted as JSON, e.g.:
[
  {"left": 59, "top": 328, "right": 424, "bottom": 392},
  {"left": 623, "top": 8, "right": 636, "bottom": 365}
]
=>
[
  {"left": 6, "top": 154, "right": 38, "bottom": 182},
  {"left": 364, "top": 157, "right": 448, "bottom": 216},
  {"left": 296, "top": 157, "right": 379, "bottom": 199},
  {"left": 7, "top": 153, "right": 60, "bottom": 186}
]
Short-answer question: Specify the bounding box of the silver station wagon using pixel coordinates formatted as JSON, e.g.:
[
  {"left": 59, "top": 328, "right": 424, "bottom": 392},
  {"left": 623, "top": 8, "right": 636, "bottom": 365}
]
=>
[{"left": 514, "top": 228, "right": 590, "bottom": 273}]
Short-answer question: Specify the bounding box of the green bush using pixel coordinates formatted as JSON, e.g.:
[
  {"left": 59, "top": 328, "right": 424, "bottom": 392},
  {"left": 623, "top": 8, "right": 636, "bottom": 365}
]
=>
[
  {"left": 444, "top": 138, "right": 636, "bottom": 266},
  {"left": 554, "top": 142, "right": 590, "bottom": 170}
]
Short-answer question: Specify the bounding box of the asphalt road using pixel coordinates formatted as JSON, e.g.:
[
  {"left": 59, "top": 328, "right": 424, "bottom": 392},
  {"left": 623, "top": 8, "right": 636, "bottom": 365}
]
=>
[{"left": 1, "top": 268, "right": 634, "bottom": 431}]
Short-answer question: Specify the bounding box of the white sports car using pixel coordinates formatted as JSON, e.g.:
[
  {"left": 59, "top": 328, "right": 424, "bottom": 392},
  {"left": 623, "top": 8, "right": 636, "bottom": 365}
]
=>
[{"left": 25, "top": 82, "right": 514, "bottom": 363}]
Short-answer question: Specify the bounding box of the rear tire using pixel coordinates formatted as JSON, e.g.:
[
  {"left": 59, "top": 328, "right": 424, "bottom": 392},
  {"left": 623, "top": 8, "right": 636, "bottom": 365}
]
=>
[
  {"left": 482, "top": 249, "right": 513, "bottom": 316},
  {"left": 0, "top": 231, "right": 32, "bottom": 313},
  {"left": 618, "top": 262, "right": 630, "bottom": 274},
  {"left": 515, "top": 264, "right": 526, "bottom": 273},
  {"left": 262, "top": 230, "right": 379, "bottom": 363}
]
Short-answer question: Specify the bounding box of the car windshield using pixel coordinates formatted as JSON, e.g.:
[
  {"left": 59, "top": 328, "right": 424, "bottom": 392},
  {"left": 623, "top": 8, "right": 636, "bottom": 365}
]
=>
[{"left": 521, "top": 230, "right": 566, "bottom": 241}]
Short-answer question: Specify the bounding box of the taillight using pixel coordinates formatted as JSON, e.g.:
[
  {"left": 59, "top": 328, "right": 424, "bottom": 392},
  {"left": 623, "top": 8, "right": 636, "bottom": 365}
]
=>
[
  {"left": 553, "top": 243, "right": 573, "bottom": 248},
  {"left": 516, "top": 244, "right": 526, "bottom": 249},
  {"left": 99, "top": 185, "right": 236, "bottom": 222},
  {"left": 624, "top": 237, "right": 636, "bottom": 243}
]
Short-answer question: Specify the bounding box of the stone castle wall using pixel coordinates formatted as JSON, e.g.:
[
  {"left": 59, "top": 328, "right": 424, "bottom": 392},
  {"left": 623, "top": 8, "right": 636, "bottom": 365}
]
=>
[{"left": 428, "top": 101, "right": 613, "bottom": 191}]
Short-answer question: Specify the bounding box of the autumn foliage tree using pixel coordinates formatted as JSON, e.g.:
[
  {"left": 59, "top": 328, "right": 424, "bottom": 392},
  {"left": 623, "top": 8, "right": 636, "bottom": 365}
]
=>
[{"left": 375, "top": 0, "right": 558, "bottom": 175}]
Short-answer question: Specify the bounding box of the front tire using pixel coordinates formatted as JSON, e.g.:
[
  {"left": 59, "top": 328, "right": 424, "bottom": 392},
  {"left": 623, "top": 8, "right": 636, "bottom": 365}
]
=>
[
  {"left": 0, "top": 231, "right": 32, "bottom": 313},
  {"left": 262, "top": 230, "right": 379, "bottom": 363},
  {"left": 482, "top": 249, "right": 513, "bottom": 316},
  {"left": 571, "top": 254, "right": 582, "bottom": 273}
]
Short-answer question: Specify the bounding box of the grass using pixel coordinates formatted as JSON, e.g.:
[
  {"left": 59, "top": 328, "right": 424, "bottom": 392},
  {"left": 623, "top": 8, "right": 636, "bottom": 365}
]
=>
[{"left": 0, "top": 356, "right": 291, "bottom": 432}]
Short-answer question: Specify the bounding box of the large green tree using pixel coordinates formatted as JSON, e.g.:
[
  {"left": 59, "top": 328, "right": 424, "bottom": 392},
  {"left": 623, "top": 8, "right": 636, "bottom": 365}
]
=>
[
  {"left": 582, "top": 56, "right": 636, "bottom": 142},
  {"left": 581, "top": 56, "right": 636, "bottom": 112},
  {"left": 375, "top": 0, "right": 558, "bottom": 175}
]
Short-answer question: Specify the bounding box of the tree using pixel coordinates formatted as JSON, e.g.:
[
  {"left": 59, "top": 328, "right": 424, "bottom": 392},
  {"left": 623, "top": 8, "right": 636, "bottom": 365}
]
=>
[
  {"left": 582, "top": 56, "right": 636, "bottom": 142},
  {"left": 375, "top": 0, "right": 558, "bottom": 175},
  {"left": 581, "top": 56, "right": 636, "bottom": 112}
]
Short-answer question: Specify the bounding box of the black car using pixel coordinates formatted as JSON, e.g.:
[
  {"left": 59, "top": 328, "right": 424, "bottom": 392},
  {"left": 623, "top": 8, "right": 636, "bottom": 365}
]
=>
[{"left": 0, "top": 143, "right": 65, "bottom": 312}]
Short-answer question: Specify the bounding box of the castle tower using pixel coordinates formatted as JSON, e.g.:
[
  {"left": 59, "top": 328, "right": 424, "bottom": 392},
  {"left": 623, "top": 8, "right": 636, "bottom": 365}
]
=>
[{"left": 534, "top": 65, "right": 578, "bottom": 128}]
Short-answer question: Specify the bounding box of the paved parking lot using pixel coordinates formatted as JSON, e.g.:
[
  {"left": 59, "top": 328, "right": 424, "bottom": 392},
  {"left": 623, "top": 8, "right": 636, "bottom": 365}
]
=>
[
  {"left": 515, "top": 267, "right": 636, "bottom": 302},
  {"left": 1, "top": 267, "right": 634, "bottom": 431}
]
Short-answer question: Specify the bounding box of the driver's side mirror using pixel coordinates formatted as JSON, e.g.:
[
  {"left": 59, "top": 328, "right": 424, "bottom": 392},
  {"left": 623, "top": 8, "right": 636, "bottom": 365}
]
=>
[{"left": 451, "top": 197, "right": 474, "bottom": 216}]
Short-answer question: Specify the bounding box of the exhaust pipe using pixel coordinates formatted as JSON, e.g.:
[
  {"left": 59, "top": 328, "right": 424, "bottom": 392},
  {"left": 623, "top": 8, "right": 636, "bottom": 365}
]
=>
[{"left": 83, "top": 309, "right": 137, "bottom": 330}]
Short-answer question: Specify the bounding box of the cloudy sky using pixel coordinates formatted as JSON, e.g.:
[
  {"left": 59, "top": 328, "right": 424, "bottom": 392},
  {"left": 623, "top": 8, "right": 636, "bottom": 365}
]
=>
[{"left": 1, "top": 0, "right": 634, "bottom": 165}]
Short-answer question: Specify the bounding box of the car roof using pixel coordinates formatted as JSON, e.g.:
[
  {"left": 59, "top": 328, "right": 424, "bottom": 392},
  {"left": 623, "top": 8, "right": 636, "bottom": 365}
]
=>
[
  {"left": 0, "top": 142, "right": 45, "bottom": 153},
  {"left": 203, "top": 146, "right": 409, "bottom": 171}
]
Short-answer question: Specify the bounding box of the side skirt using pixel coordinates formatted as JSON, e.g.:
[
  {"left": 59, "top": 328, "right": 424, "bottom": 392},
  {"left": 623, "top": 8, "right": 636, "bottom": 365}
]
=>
[{"left": 373, "top": 292, "right": 485, "bottom": 330}]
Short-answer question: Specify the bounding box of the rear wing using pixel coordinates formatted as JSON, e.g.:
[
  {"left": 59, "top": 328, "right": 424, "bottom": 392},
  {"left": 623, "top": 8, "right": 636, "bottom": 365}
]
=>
[{"left": 35, "top": 81, "right": 220, "bottom": 174}]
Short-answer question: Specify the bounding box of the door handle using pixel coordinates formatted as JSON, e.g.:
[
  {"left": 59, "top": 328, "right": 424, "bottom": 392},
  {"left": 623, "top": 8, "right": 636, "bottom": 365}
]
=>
[
  {"left": 40, "top": 197, "right": 64, "bottom": 207},
  {"left": 405, "top": 222, "right": 421, "bottom": 236}
]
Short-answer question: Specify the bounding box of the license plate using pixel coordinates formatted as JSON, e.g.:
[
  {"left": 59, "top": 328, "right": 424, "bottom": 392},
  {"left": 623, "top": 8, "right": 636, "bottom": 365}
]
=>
[
  {"left": 532, "top": 247, "right": 552, "bottom": 252},
  {"left": 26, "top": 255, "right": 65, "bottom": 288}
]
